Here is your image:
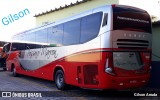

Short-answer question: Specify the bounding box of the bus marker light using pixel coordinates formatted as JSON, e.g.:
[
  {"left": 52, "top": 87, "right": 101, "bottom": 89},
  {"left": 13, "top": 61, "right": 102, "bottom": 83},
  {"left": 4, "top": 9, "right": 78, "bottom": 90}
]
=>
[
  {"left": 150, "top": 66, "right": 152, "bottom": 70},
  {"left": 142, "top": 80, "right": 146, "bottom": 83},
  {"left": 143, "top": 35, "right": 146, "bottom": 38},
  {"left": 119, "top": 83, "right": 123, "bottom": 86},
  {"left": 145, "top": 56, "right": 150, "bottom": 59}
]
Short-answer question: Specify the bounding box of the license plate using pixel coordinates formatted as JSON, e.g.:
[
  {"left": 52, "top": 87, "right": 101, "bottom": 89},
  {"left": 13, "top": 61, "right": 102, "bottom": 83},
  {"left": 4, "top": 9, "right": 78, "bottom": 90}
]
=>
[{"left": 130, "top": 80, "right": 137, "bottom": 83}]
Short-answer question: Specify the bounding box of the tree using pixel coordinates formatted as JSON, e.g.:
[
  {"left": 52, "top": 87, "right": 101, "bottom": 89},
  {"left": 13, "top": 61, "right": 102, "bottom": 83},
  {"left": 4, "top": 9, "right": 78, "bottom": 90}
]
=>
[{"left": 151, "top": 15, "right": 158, "bottom": 22}]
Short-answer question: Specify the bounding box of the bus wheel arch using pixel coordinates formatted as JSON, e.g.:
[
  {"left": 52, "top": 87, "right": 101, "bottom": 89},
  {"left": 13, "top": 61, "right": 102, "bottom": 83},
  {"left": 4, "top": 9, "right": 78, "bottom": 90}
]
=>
[{"left": 54, "top": 66, "right": 67, "bottom": 90}]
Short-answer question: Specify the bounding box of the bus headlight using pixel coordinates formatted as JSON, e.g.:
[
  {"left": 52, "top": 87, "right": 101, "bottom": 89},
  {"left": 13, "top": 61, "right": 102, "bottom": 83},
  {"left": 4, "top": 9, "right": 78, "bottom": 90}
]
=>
[
  {"left": 105, "top": 67, "right": 113, "bottom": 74},
  {"left": 150, "top": 66, "right": 152, "bottom": 70},
  {"left": 105, "top": 58, "right": 115, "bottom": 75}
]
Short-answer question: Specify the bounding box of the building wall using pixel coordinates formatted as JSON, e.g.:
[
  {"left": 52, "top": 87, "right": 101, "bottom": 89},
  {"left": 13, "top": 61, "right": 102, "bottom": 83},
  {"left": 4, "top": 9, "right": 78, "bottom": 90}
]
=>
[
  {"left": 35, "top": 0, "right": 119, "bottom": 26},
  {"left": 149, "top": 25, "right": 160, "bottom": 88},
  {"left": 152, "top": 25, "right": 160, "bottom": 61}
]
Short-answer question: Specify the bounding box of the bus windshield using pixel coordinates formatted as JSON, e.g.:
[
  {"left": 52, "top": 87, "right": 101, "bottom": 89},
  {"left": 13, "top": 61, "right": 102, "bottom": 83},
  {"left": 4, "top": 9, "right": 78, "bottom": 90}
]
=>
[{"left": 113, "top": 6, "right": 151, "bottom": 33}]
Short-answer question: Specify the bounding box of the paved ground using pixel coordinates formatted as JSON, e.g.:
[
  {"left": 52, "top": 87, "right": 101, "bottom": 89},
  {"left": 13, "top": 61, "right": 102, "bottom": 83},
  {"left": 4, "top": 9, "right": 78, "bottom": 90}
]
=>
[{"left": 0, "top": 69, "right": 159, "bottom": 100}]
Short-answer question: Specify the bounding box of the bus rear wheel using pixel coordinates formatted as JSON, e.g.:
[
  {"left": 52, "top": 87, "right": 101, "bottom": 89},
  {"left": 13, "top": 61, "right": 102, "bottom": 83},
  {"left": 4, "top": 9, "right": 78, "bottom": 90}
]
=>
[{"left": 55, "top": 70, "right": 66, "bottom": 90}]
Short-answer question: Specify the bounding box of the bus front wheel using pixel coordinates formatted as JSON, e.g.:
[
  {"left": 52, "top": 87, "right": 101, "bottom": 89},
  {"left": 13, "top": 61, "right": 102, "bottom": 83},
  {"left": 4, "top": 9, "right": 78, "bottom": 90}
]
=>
[
  {"left": 3, "top": 68, "right": 6, "bottom": 71},
  {"left": 55, "top": 70, "right": 66, "bottom": 90},
  {"left": 12, "top": 67, "right": 18, "bottom": 77}
]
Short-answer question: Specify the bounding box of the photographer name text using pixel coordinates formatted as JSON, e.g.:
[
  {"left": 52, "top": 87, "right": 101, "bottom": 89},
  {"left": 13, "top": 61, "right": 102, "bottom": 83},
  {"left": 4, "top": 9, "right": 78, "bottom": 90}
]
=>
[{"left": 134, "top": 93, "right": 157, "bottom": 97}]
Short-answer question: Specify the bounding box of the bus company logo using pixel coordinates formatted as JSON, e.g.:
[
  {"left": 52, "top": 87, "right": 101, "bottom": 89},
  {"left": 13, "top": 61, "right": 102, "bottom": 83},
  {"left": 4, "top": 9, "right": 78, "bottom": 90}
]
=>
[
  {"left": 2, "top": 92, "right": 11, "bottom": 97},
  {"left": 26, "top": 47, "right": 58, "bottom": 59},
  {"left": 117, "top": 16, "right": 149, "bottom": 24},
  {"left": 124, "top": 33, "right": 146, "bottom": 38}
]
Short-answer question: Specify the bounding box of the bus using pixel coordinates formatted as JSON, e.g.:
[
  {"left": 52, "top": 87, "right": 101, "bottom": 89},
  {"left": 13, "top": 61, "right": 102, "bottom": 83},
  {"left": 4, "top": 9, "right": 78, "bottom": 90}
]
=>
[
  {"left": 0, "top": 42, "right": 8, "bottom": 70},
  {"left": 6, "top": 4, "right": 152, "bottom": 90}
]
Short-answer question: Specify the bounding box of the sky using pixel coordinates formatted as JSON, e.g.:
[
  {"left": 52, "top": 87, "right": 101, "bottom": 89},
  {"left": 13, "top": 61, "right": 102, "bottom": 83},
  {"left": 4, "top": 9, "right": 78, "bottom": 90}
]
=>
[{"left": 0, "top": 0, "right": 159, "bottom": 41}]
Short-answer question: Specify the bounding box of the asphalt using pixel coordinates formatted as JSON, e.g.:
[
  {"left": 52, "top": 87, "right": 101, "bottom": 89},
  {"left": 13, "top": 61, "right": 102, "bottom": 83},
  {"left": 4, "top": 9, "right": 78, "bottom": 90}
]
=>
[{"left": 0, "top": 69, "right": 159, "bottom": 100}]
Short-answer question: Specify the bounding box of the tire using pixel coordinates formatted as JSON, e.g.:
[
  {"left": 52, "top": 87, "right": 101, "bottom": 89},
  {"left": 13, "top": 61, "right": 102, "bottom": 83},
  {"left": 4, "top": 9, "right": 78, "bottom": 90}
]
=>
[
  {"left": 12, "top": 67, "right": 18, "bottom": 77},
  {"left": 55, "top": 70, "right": 66, "bottom": 90},
  {"left": 3, "top": 68, "right": 6, "bottom": 71}
]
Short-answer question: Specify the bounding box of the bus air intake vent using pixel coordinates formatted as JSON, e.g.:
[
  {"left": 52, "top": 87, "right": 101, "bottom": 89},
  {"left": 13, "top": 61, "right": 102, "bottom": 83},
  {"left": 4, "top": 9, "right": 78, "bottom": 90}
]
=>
[
  {"left": 116, "top": 39, "right": 149, "bottom": 49},
  {"left": 83, "top": 64, "right": 99, "bottom": 85}
]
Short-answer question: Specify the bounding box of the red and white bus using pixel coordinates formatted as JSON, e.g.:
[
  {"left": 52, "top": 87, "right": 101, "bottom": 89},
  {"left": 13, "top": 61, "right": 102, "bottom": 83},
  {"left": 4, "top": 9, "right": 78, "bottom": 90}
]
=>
[{"left": 6, "top": 4, "right": 152, "bottom": 90}]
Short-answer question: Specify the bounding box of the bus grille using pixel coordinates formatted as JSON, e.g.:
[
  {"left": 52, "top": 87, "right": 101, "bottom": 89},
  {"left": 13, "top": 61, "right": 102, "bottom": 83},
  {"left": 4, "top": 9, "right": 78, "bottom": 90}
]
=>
[
  {"left": 83, "top": 64, "right": 99, "bottom": 85},
  {"left": 116, "top": 39, "right": 149, "bottom": 49}
]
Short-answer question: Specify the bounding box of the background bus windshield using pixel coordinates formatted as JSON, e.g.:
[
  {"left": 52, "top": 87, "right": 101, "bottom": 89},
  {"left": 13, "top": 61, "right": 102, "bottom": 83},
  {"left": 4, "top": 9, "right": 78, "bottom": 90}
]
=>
[{"left": 113, "top": 6, "right": 151, "bottom": 33}]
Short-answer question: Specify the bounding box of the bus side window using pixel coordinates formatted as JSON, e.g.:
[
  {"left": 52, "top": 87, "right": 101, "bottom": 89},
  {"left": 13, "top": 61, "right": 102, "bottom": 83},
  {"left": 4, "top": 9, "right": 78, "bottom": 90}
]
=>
[
  {"left": 102, "top": 13, "right": 108, "bottom": 26},
  {"left": 48, "top": 24, "right": 64, "bottom": 46},
  {"left": 11, "top": 47, "right": 16, "bottom": 51},
  {"left": 11, "top": 43, "right": 18, "bottom": 51},
  {"left": 11, "top": 43, "right": 26, "bottom": 51},
  {"left": 63, "top": 19, "right": 81, "bottom": 45},
  {"left": 26, "top": 43, "right": 36, "bottom": 49},
  {"left": 36, "top": 29, "right": 47, "bottom": 43},
  {"left": 80, "top": 12, "right": 102, "bottom": 43}
]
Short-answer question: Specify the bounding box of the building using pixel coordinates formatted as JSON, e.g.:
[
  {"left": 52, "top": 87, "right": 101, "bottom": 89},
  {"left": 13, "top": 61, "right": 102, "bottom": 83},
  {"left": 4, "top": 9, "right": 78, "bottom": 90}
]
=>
[
  {"left": 152, "top": 21, "right": 160, "bottom": 62},
  {"left": 149, "top": 21, "right": 160, "bottom": 88},
  {"left": 34, "top": 0, "right": 119, "bottom": 26}
]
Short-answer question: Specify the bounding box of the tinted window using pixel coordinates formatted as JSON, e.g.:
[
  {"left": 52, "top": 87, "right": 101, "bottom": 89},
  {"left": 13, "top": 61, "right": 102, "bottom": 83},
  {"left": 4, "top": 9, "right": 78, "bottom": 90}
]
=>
[
  {"left": 26, "top": 43, "right": 48, "bottom": 49},
  {"left": 63, "top": 19, "right": 81, "bottom": 45},
  {"left": 11, "top": 43, "right": 26, "bottom": 51},
  {"left": 13, "top": 33, "right": 25, "bottom": 41},
  {"left": 26, "top": 32, "right": 36, "bottom": 42},
  {"left": 19, "top": 34, "right": 25, "bottom": 41},
  {"left": 48, "top": 24, "right": 63, "bottom": 45},
  {"left": 36, "top": 29, "right": 48, "bottom": 43},
  {"left": 80, "top": 12, "right": 102, "bottom": 43},
  {"left": 113, "top": 6, "right": 151, "bottom": 33},
  {"left": 12, "top": 12, "right": 102, "bottom": 46},
  {"left": 26, "top": 43, "right": 38, "bottom": 49}
]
